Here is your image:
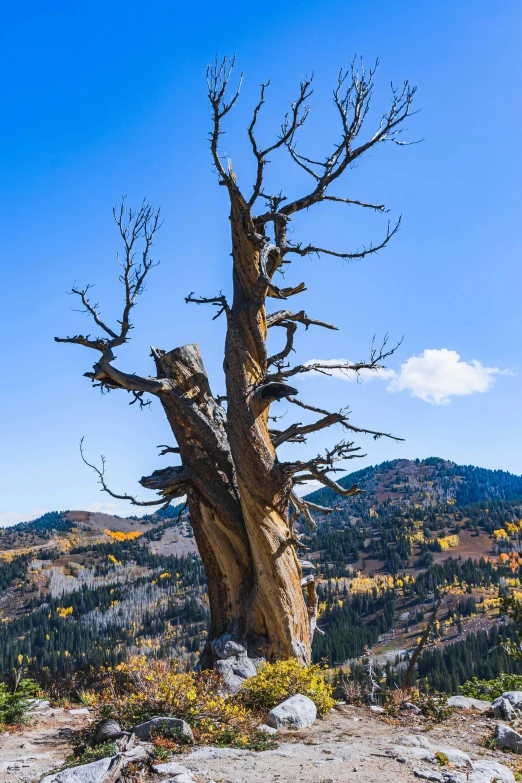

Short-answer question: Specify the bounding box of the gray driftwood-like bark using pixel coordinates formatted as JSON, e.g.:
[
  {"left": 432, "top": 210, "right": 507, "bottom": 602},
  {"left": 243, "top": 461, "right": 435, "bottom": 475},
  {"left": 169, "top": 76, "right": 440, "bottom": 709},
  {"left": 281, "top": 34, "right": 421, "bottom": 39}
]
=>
[{"left": 56, "top": 56, "right": 416, "bottom": 666}]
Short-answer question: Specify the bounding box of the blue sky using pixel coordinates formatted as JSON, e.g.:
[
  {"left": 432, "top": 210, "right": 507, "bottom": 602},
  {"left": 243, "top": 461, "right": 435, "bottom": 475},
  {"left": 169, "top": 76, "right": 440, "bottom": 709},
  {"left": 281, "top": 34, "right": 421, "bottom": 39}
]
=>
[{"left": 1, "top": 0, "right": 520, "bottom": 525}]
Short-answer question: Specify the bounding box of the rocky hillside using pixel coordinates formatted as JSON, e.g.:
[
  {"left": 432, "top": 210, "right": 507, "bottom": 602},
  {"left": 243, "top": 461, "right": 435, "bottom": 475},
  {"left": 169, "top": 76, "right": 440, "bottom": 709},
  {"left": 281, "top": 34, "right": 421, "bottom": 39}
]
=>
[{"left": 2, "top": 458, "right": 522, "bottom": 690}]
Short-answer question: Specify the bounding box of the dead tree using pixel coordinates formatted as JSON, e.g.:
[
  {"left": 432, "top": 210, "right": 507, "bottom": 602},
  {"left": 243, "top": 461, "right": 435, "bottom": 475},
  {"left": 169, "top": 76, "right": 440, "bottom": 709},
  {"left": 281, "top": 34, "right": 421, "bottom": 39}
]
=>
[{"left": 56, "top": 57, "right": 416, "bottom": 668}]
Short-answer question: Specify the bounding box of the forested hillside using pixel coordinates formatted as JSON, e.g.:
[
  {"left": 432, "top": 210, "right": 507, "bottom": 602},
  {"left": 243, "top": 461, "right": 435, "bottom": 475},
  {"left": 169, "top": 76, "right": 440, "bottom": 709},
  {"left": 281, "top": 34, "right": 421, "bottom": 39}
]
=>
[{"left": 2, "top": 457, "right": 522, "bottom": 693}]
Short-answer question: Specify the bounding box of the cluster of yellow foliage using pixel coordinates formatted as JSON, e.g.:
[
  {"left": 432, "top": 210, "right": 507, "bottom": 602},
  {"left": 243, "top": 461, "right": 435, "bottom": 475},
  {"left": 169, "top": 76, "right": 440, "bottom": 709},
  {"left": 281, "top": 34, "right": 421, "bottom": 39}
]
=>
[
  {"left": 494, "top": 529, "right": 510, "bottom": 541},
  {"left": 436, "top": 535, "right": 459, "bottom": 550},
  {"left": 107, "top": 554, "right": 122, "bottom": 566},
  {"left": 103, "top": 529, "right": 143, "bottom": 542},
  {"left": 56, "top": 606, "right": 73, "bottom": 619},
  {"left": 241, "top": 659, "right": 334, "bottom": 717},
  {"left": 82, "top": 656, "right": 256, "bottom": 746},
  {"left": 349, "top": 573, "right": 396, "bottom": 594}
]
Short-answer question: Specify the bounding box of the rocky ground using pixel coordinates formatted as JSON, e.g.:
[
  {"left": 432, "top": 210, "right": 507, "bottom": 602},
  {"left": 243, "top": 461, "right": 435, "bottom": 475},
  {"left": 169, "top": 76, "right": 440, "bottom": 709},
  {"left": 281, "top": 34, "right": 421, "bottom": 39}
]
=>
[{"left": 1, "top": 698, "right": 520, "bottom": 783}]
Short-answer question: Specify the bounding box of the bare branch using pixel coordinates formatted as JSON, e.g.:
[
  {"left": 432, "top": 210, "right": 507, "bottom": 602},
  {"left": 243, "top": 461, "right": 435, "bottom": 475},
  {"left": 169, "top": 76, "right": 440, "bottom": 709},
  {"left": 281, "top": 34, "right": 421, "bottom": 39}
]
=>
[
  {"left": 69, "top": 283, "right": 119, "bottom": 339},
  {"left": 267, "top": 309, "right": 338, "bottom": 331},
  {"left": 79, "top": 438, "right": 178, "bottom": 508},
  {"left": 84, "top": 350, "right": 170, "bottom": 395},
  {"left": 266, "top": 333, "right": 401, "bottom": 382},
  {"left": 283, "top": 216, "right": 401, "bottom": 262},
  {"left": 185, "top": 291, "right": 230, "bottom": 320},
  {"left": 267, "top": 321, "right": 297, "bottom": 367},
  {"left": 56, "top": 198, "right": 163, "bottom": 396},
  {"left": 247, "top": 77, "right": 313, "bottom": 207},
  {"left": 157, "top": 445, "right": 181, "bottom": 457},
  {"left": 207, "top": 56, "right": 244, "bottom": 186},
  {"left": 280, "top": 58, "right": 417, "bottom": 218}
]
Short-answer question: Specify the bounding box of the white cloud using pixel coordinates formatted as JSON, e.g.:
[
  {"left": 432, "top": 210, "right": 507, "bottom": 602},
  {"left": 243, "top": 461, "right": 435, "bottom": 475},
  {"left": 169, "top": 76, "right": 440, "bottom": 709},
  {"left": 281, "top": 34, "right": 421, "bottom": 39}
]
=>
[
  {"left": 303, "top": 349, "right": 505, "bottom": 405},
  {"left": 387, "top": 349, "right": 501, "bottom": 405}
]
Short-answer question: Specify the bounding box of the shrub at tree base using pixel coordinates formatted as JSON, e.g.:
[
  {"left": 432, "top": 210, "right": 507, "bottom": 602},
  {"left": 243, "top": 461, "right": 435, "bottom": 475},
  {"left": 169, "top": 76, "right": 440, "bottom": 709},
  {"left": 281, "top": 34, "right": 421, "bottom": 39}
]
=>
[
  {"left": 77, "top": 656, "right": 333, "bottom": 751},
  {"left": 239, "top": 659, "right": 335, "bottom": 717}
]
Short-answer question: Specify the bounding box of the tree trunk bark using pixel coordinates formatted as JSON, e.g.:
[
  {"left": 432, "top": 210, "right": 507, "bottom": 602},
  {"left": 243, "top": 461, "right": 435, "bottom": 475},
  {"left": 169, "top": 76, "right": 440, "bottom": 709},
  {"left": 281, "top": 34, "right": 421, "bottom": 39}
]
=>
[{"left": 149, "top": 335, "right": 312, "bottom": 666}]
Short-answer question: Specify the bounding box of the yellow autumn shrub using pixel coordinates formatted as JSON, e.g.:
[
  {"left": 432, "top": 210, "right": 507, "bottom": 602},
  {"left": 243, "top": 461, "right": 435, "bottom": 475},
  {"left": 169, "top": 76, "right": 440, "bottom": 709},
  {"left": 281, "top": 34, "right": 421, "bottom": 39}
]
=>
[
  {"left": 83, "top": 656, "right": 257, "bottom": 746},
  {"left": 240, "top": 659, "right": 334, "bottom": 716}
]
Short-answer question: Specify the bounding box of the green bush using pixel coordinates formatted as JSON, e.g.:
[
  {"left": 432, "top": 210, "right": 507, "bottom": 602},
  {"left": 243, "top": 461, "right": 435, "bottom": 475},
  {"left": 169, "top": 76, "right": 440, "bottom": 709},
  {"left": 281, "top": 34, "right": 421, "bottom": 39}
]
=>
[
  {"left": 460, "top": 673, "right": 522, "bottom": 700},
  {"left": 0, "top": 678, "right": 39, "bottom": 729}
]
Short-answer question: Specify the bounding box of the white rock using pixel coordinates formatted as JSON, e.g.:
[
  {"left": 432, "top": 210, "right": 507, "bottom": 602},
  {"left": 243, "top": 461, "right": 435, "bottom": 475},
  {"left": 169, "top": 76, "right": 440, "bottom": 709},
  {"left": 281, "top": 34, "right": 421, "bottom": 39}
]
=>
[
  {"left": 257, "top": 723, "right": 278, "bottom": 734},
  {"left": 40, "top": 757, "right": 112, "bottom": 783},
  {"left": 267, "top": 694, "right": 317, "bottom": 729},
  {"left": 443, "top": 774, "right": 468, "bottom": 783},
  {"left": 167, "top": 776, "right": 195, "bottom": 783},
  {"left": 68, "top": 708, "right": 90, "bottom": 715},
  {"left": 152, "top": 761, "right": 192, "bottom": 775},
  {"left": 447, "top": 695, "right": 491, "bottom": 712},
  {"left": 468, "top": 759, "right": 515, "bottom": 783},
  {"left": 399, "top": 734, "right": 433, "bottom": 750},
  {"left": 496, "top": 722, "right": 522, "bottom": 752},
  {"left": 131, "top": 716, "right": 194, "bottom": 742},
  {"left": 370, "top": 705, "right": 385, "bottom": 713},
  {"left": 436, "top": 746, "right": 471, "bottom": 767}
]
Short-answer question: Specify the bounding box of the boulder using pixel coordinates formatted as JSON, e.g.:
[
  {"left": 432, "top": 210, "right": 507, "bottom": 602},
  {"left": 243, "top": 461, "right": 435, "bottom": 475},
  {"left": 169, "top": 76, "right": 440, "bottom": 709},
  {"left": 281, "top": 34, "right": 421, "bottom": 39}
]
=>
[
  {"left": 267, "top": 694, "right": 317, "bottom": 729},
  {"left": 211, "top": 633, "right": 247, "bottom": 659},
  {"left": 493, "top": 697, "right": 514, "bottom": 720},
  {"left": 468, "top": 759, "right": 515, "bottom": 783},
  {"left": 492, "top": 691, "right": 522, "bottom": 719},
  {"left": 131, "top": 716, "right": 194, "bottom": 742},
  {"left": 40, "top": 757, "right": 112, "bottom": 783},
  {"left": 447, "top": 695, "right": 491, "bottom": 712},
  {"left": 94, "top": 719, "right": 123, "bottom": 744},
  {"left": 211, "top": 633, "right": 260, "bottom": 694},
  {"left": 496, "top": 722, "right": 522, "bottom": 753}
]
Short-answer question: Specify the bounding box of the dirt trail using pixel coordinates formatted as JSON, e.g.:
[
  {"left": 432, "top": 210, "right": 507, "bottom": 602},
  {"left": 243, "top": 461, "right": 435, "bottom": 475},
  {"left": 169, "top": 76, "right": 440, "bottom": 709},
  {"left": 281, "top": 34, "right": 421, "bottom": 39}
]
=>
[
  {"left": 0, "top": 703, "right": 515, "bottom": 783},
  {"left": 0, "top": 707, "right": 92, "bottom": 782}
]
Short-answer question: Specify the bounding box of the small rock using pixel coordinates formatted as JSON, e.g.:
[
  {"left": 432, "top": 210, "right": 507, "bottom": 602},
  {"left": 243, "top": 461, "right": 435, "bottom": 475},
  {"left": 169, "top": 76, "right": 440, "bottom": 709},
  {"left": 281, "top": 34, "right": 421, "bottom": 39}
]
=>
[
  {"left": 468, "top": 758, "right": 515, "bottom": 782},
  {"left": 370, "top": 705, "right": 385, "bottom": 714},
  {"left": 257, "top": 723, "right": 278, "bottom": 735},
  {"left": 58, "top": 727, "right": 74, "bottom": 739},
  {"left": 267, "top": 694, "right": 317, "bottom": 729},
  {"left": 447, "top": 695, "right": 491, "bottom": 712},
  {"left": 131, "top": 716, "right": 194, "bottom": 742},
  {"left": 496, "top": 722, "right": 522, "bottom": 752},
  {"left": 68, "top": 708, "right": 90, "bottom": 715},
  {"left": 95, "top": 719, "right": 123, "bottom": 744},
  {"left": 401, "top": 702, "right": 422, "bottom": 714},
  {"left": 28, "top": 698, "right": 51, "bottom": 711},
  {"left": 414, "top": 769, "right": 444, "bottom": 782},
  {"left": 167, "top": 776, "right": 195, "bottom": 783}
]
